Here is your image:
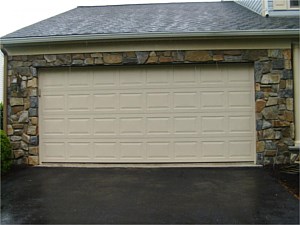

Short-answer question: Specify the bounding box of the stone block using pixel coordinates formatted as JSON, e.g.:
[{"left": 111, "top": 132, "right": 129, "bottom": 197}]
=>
[
  {"left": 18, "top": 111, "right": 29, "bottom": 123},
  {"left": 272, "top": 59, "right": 284, "bottom": 69},
  {"left": 279, "top": 80, "right": 286, "bottom": 89},
  {"left": 263, "top": 128, "right": 275, "bottom": 139},
  {"left": 28, "top": 156, "right": 39, "bottom": 166},
  {"left": 84, "top": 58, "right": 94, "bottom": 65},
  {"left": 7, "top": 125, "right": 14, "bottom": 135},
  {"left": 185, "top": 51, "right": 212, "bottom": 62},
  {"left": 27, "top": 78, "right": 37, "bottom": 88},
  {"left": 256, "top": 99, "right": 266, "bottom": 113},
  {"left": 32, "top": 60, "right": 47, "bottom": 67},
  {"left": 29, "top": 108, "right": 38, "bottom": 117},
  {"left": 146, "top": 56, "right": 158, "bottom": 64},
  {"left": 255, "top": 83, "right": 260, "bottom": 91},
  {"left": 224, "top": 55, "right": 242, "bottom": 62},
  {"left": 13, "top": 150, "right": 24, "bottom": 159},
  {"left": 11, "top": 141, "right": 21, "bottom": 150},
  {"left": 268, "top": 49, "right": 283, "bottom": 58},
  {"left": 262, "top": 120, "right": 272, "bottom": 130},
  {"left": 11, "top": 136, "right": 22, "bottom": 142},
  {"left": 14, "top": 129, "right": 23, "bottom": 136},
  {"left": 159, "top": 56, "right": 173, "bottom": 63},
  {"left": 91, "top": 53, "right": 103, "bottom": 58},
  {"left": 103, "top": 53, "right": 122, "bottom": 64},
  {"left": 44, "top": 55, "right": 57, "bottom": 63},
  {"left": 30, "top": 117, "right": 38, "bottom": 125},
  {"left": 272, "top": 120, "right": 290, "bottom": 127},
  {"left": 284, "top": 60, "right": 291, "bottom": 69},
  {"left": 286, "top": 80, "right": 293, "bottom": 90},
  {"left": 278, "top": 89, "right": 293, "bottom": 98},
  {"left": 12, "top": 106, "right": 24, "bottom": 114},
  {"left": 27, "top": 126, "right": 37, "bottom": 135},
  {"left": 284, "top": 111, "right": 294, "bottom": 122},
  {"left": 30, "top": 136, "right": 38, "bottom": 145},
  {"left": 265, "top": 150, "right": 277, "bottom": 157},
  {"left": 213, "top": 55, "right": 224, "bottom": 61},
  {"left": 286, "top": 98, "right": 293, "bottom": 111},
  {"left": 21, "top": 141, "right": 29, "bottom": 150},
  {"left": 94, "top": 58, "right": 104, "bottom": 64},
  {"left": 10, "top": 98, "right": 24, "bottom": 106},
  {"left": 22, "top": 133, "right": 30, "bottom": 143},
  {"left": 281, "top": 70, "right": 292, "bottom": 80},
  {"left": 172, "top": 51, "right": 184, "bottom": 62},
  {"left": 136, "top": 52, "right": 149, "bottom": 64},
  {"left": 262, "top": 106, "right": 279, "bottom": 119},
  {"left": 12, "top": 124, "right": 24, "bottom": 129},
  {"left": 261, "top": 73, "right": 280, "bottom": 84},
  {"left": 30, "top": 97, "right": 38, "bottom": 108},
  {"left": 255, "top": 91, "right": 264, "bottom": 100},
  {"left": 282, "top": 49, "right": 291, "bottom": 60},
  {"left": 56, "top": 55, "right": 71, "bottom": 65},
  {"left": 275, "top": 131, "right": 281, "bottom": 140},
  {"left": 72, "top": 54, "right": 85, "bottom": 60},
  {"left": 149, "top": 51, "right": 156, "bottom": 57},
  {"left": 290, "top": 123, "right": 295, "bottom": 139},
  {"left": 30, "top": 67, "right": 37, "bottom": 77},
  {"left": 266, "top": 97, "right": 278, "bottom": 106},
  {"left": 29, "top": 147, "right": 39, "bottom": 155},
  {"left": 72, "top": 60, "right": 84, "bottom": 65},
  {"left": 265, "top": 140, "right": 277, "bottom": 150},
  {"left": 256, "top": 120, "right": 263, "bottom": 130},
  {"left": 256, "top": 141, "right": 265, "bottom": 152}
]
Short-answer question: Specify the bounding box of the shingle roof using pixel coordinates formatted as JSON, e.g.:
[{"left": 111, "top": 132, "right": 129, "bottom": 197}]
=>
[{"left": 2, "top": 2, "right": 299, "bottom": 39}]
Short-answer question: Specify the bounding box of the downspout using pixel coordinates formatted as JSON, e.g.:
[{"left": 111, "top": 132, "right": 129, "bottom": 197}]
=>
[
  {"left": 1, "top": 47, "right": 8, "bottom": 133},
  {"left": 292, "top": 43, "right": 300, "bottom": 147},
  {"left": 264, "top": 0, "right": 269, "bottom": 17}
]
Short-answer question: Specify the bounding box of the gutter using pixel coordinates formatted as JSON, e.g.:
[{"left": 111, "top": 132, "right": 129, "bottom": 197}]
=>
[{"left": 0, "top": 30, "right": 299, "bottom": 45}]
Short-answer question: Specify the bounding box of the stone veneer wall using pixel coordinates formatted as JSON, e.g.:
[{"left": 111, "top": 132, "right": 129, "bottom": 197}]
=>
[{"left": 6, "top": 49, "right": 294, "bottom": 165}]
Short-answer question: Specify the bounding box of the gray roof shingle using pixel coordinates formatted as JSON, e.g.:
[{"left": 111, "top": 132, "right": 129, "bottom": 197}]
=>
[{"left": 2, "top": 2, "right": 299, "bottom": 39}]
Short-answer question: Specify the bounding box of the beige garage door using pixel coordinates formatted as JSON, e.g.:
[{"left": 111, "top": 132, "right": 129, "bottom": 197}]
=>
[{"left": 39, "top": 64, "right": 255, "bottom": 163}]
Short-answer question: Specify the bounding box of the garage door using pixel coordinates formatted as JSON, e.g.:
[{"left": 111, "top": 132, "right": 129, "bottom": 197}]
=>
[{"left": 39, "top": 64, "right": 255, "bottom": 163}]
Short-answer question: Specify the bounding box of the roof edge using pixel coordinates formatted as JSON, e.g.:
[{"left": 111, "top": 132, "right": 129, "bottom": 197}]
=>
[{"left": 1, "top": 30, "right": 299, "bottom": 45}]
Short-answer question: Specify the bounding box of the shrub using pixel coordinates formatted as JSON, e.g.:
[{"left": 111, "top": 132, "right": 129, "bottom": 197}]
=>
[{"left": 1, "top": 130, "right": 12, "bottom": 173}]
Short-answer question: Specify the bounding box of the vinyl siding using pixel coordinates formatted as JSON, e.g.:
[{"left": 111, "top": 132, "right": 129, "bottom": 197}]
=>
[
  {"left": 235, "top": 0, "right": 263, "bottom": 15},
  {"left": 268, "top": 0, "right": 300, "bottom": 16}
]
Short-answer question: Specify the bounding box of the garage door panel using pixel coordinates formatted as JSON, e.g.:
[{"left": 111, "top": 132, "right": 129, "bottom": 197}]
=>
[
  {"left": 93, "top": 69, "right": 118, "bottom": 87},
  {"left": 67, "top": 118, "right": 91, "bottom": 135},
  {"left": 200, "top": 91, "right": 226, "bottom": 110},
  {"left": 146, "top": 92, "right": 171, "bottom": 111},
  {"left": 67, "top": 142, "right": 92, "bottom": 160},
  {"left": 146, "top": 67, "right": 171, "bottom": 85},
  {"left": 174, "top": 141, "right": 198, "bottom": 159},
  {"left": 94, "top": 118, "right": 117, "bottom": 135},
  {"left": 43, "top": 118, "right": 65, "bottom": 136},
  {"left": 173, "top": 67, "right": 198, "bottom": 84},
  {"left": 174, "top": 92, "right": 198, "bottom": 109},
  {"left": 147, "top": 142, "right": 171, "bottom": 159},
  {"left": 120, "top": 117, "right": 144, "bottom": 135},
  {"left": 42, "top": 94, "right": 65, "bottom": 113},
  {"left": 120, "top": 93, "right": 144, "bottom": 111},
  {"left": 93, "top": 93, "right": 118, "bottom": 111},
  {"left": 93, "top": 142, "right": 118, "bottom": 159},
  {"left": 120, "top": 142, "right": 144, "bottom": 160},
  {"left": 68, "top": 94, "right": 91, "bottom": 111},
  {"left": 40, "top": 64, "right": 255, "bottom": 163},
  {"left": 228, "top": 91, "right": 252, "bottom": 109},
  {"left": 201, "top": 141, "right": 227, "bottom": 159}
]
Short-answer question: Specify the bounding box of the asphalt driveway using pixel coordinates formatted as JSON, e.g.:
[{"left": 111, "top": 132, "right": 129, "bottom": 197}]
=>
[{"left": 1, "top": 167, "right": 299, "bottom": 224}]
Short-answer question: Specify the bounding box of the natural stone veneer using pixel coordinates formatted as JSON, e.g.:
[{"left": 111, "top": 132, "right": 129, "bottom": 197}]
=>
[{"left": 6, "top": 49, "right": 294, "bottom": 165}]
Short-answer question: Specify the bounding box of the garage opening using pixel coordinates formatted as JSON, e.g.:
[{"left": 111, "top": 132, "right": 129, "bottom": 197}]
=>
[{"left": 39, "top": 64, "right": 255, "bottom": 163}]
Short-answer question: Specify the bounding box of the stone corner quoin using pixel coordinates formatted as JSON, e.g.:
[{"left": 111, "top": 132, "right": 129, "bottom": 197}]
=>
[{"left": 6, "top": 49, "right": 294, "bottom": 165}]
